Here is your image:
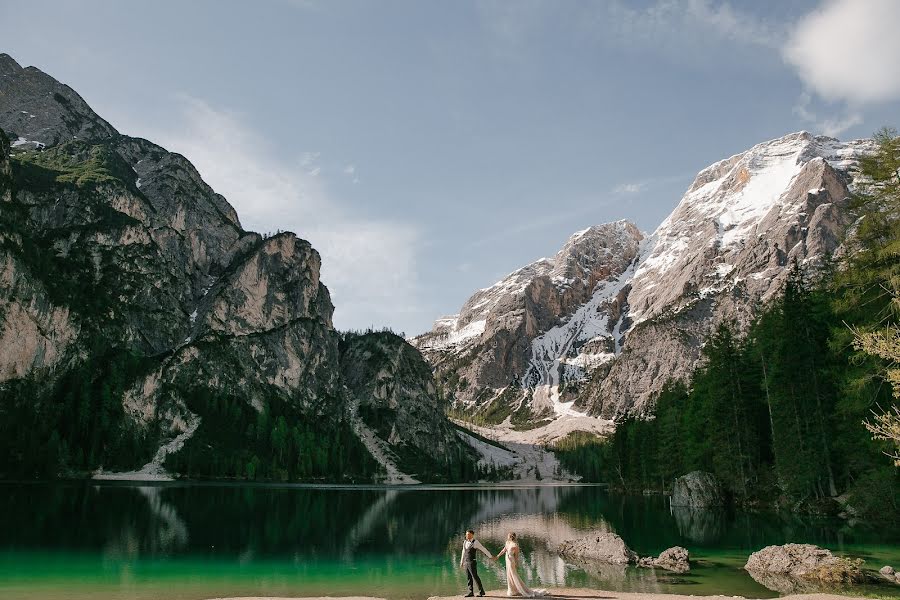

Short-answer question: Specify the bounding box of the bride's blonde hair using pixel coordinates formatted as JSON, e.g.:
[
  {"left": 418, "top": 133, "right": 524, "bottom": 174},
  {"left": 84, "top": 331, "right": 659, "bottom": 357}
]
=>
[{"left": 507, "top": 532, "right": 518, "bottom": 542}]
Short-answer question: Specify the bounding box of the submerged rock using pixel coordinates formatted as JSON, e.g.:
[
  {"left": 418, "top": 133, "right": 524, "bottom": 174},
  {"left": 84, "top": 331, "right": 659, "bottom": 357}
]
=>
[
  {"left": 558, "top": 532, "right": 637, "bottom": 565},
  {"left": 671, "top": 471, "right": 724, "bottom": 508}
]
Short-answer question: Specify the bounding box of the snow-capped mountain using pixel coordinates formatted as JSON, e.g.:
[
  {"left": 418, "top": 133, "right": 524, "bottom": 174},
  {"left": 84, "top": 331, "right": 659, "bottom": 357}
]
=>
[
  {"left": 414, "top": 131, "right": 873, "bottom": 437},
  {"left": 413, "top": 220, "right": 644, "bottom": 436}
]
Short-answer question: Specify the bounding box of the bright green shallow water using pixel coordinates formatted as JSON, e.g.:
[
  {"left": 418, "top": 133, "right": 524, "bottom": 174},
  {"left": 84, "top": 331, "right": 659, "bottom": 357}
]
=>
[{"left": 0, "top": 482, "right": 898, "bottom": 600}]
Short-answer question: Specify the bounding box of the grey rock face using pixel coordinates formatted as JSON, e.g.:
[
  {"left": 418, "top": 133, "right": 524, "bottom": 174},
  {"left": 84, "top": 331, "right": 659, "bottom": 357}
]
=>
[
  {"left": 0, "top": 53, "right": 117, "bottom": 147},
  {"left": 340, "top": 331, "right": 470, "bottom": 479},
  {"left": 671, "top": 471, "right": 724, "bottom": 508},
  {"left": 557, "top": 531, "right": 637, "bottom": 565}
]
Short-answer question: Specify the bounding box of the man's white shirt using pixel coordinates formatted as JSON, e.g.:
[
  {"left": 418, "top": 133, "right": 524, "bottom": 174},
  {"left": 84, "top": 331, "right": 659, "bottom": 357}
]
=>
[{"left": 460, "top": 538, "right": 492, "bottom": 567}]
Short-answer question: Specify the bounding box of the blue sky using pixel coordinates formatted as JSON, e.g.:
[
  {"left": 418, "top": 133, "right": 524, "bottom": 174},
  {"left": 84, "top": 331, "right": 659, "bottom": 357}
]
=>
[{"left": 3, "top": 0, "right": 900, "bottom": 335}]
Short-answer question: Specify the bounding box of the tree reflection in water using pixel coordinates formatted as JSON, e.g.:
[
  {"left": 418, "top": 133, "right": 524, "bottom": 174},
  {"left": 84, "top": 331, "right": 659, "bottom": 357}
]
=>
[{"left": 1, "top": 482, "right": 898, "bottom": 598}]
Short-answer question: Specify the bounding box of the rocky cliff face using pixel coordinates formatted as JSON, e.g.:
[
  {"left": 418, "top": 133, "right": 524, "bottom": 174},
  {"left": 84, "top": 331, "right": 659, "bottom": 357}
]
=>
[
  {"left": 415, "top": 132, "right": 873, "bottom": 432},
  {"left": 340, "top": 331, "right": 475, "bottom": 483},
  {"left": 587, "top": 132, "right": 872, "bottom": 417},
  {"left": 412, "top": 220, "right": 643, "bottom": 432},
  {"left": 0, "top": 53, "right": 466, "bottom": 481}
]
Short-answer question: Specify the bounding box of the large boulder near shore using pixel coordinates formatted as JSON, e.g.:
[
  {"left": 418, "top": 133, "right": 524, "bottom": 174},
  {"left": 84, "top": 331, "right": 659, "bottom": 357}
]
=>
[
  {"left": 671, "top": 471, "right": 724, "bottom": 508},
  {"left": 745, "top": 544, "right": 865, "bottom": 593},
  {"left": 558, "top": 532, "right": 637, "bottom": 565},
  {"left": 638, "top": 546, "right": 691, "bottom": 573}
]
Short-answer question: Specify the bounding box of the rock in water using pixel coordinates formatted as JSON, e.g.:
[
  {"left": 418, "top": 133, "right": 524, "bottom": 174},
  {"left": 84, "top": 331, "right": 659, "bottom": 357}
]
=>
[
  {"left": 558, "top": 532, "right": 637, "bottom": 565},
  {"left": 652, "top": 546, "right": 691, "bottom": 573},
  {"left": 746, "top": 543, "right": 844, "bottom": 576},
  {"left": 745, "top": 544, "right": 865, "bottom": 593},
  {"left": 880, "top": 565, "right": 900, "bottom": 584},
  {"left": 671, "top": 471, "right": 724, "bottom": 508}
]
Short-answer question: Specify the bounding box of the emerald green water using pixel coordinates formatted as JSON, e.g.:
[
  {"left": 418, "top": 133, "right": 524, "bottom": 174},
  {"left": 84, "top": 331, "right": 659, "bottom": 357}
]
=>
[{"left": 1, "top": 482, "right": 898, "bottom": 600}]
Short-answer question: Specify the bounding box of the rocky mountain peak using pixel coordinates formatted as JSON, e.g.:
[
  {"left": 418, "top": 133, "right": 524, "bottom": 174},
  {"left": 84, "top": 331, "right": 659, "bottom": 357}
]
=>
[
  {"left": 0, "top": 53, "right": 22, "bottom": 76},
  {"left": 412, "top": 219, "right": 644, "bottom": 436},
  {"left": 626, "top": 131, "right": 872, "bottom": 327},
  {"left": 550, "top": 220, "right": 644, "bottom": 287},
  {"left": 416, "top": 131, "right": 874, "bottom": 435},
  {"left": 0, "top": 53, "right": 118, "bottom": 148}
]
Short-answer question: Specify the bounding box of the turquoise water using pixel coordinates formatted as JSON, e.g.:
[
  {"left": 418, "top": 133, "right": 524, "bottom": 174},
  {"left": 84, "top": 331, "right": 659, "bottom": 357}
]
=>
[{"left": 0, "top": 482, "right": 897, "bottom": 599}]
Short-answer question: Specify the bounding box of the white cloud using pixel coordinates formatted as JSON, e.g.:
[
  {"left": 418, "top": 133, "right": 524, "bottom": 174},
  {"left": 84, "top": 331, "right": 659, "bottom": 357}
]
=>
[
  {"left": 123, "top": 95, "right": 422, "bottom": 331},
  {"left": 784, "top": 0, "right": 900, "bottom": 104},
  {"left": 613, "top": 182, "right": 646, "bottom": 194}
]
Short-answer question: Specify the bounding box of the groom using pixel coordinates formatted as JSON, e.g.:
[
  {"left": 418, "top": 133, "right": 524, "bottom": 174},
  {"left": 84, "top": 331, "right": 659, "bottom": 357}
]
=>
[{"left": 459, "top": 529, "right": 493, "bottom": 597}]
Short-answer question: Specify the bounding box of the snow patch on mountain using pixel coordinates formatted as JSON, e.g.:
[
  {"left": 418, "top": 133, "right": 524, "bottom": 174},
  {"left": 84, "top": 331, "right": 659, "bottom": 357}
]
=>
[
  {"left": 524, "top": 252, "right": 642, "bottom": 417},
  {"left": 626, "top": 132, "right": 873, "bottom": 326}
]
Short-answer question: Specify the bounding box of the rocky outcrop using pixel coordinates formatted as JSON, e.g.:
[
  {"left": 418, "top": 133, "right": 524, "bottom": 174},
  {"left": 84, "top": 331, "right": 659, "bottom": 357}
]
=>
[
  {"left": 557, "top": 532, "right": 637, "bottom": 565},
  {"left": 558, "top": 532, "right": 689, "bottom": 574},
  {"left": 637, "top": 546, "right": 690, "bottom": 573},
  {"left": 670, "top": 471, "right": 724, "bottom": 508},
  {"left": 340, "top": 331, "right": 474, "bottom": 482},
  {"left": 0, "top": 53, "right": 117, "bottom": 147},
  {"left": 745, "top": 544, "right": 865, "bottom": 593}
]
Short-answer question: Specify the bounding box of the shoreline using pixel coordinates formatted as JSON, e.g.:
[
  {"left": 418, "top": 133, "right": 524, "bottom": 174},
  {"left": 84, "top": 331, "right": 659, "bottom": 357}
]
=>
[
  {"left": 208, "top": 588, "right": 884, "bottom": 600},
  {"left": 0, "top": 478, "right": 607, "bottom": 490},
  {"left": 428, "top": 590, "right": 885, "bottom": 600}
]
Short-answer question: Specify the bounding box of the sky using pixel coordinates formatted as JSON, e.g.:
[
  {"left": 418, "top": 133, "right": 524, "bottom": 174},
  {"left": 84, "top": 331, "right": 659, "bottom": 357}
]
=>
[{"left": 3, "top": 0, "right": 900, "bottom": 335}]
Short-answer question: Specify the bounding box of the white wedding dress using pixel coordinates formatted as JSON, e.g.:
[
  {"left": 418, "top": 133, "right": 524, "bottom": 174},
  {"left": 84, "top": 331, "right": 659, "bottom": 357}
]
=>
[{"left": 502, "top": 540, "right": 547, "bottom": 598}]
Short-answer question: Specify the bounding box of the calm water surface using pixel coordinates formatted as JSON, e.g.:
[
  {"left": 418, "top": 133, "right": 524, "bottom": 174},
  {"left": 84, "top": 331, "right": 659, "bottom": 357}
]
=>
[{"left": 1, "top": 482, "right": 898, "bottom": 600}]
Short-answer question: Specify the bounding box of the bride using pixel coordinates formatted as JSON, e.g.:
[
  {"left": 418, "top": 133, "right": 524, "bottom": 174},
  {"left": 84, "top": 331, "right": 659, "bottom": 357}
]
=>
[{"left": 495, "top": 532, "right": 547, "bottom": 598}]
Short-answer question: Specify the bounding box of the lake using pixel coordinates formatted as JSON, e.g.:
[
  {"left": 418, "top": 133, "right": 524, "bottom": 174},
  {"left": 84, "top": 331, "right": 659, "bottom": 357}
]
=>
[{"left": 1, "top": 482, "right": 898, "bottom": 600}]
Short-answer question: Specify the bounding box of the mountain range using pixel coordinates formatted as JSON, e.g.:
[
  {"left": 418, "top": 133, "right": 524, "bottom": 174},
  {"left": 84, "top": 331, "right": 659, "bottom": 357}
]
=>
[
  {"left": 0, "top": 53, "right": 877, "bottom": 482},
  {"left": 413, "top": 131, "right": 872, "bottom": 444}
]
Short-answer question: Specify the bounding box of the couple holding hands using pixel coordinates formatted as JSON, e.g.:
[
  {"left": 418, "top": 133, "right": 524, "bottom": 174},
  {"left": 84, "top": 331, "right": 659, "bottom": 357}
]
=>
[{"left": 459, "top": 529, "right": 547, "bottom": 598}]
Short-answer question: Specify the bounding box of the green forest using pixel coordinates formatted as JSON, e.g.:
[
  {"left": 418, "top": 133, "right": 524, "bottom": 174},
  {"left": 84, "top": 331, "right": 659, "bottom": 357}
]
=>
[{"left": 556, "top": 129, "right": 900, "bottom": 523}]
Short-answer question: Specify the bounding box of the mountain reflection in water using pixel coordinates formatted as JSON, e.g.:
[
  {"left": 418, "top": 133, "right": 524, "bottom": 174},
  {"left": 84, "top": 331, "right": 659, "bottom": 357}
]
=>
[{"left": 1, "top": 482, "right": 898, "bottom": 600}]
